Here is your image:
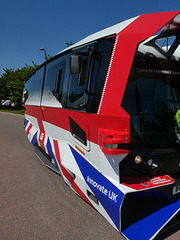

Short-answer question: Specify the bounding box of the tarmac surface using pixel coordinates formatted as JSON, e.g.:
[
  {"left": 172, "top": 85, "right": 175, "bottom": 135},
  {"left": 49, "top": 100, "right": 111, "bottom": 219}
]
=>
[{"left": 0, "top": 112, "right": 179, "bottom": 240}]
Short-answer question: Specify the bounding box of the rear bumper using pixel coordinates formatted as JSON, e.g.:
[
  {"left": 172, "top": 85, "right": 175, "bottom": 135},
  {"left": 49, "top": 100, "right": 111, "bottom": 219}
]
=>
[{"left": 121, "top": 194, "right": 180, "bottom": 240}]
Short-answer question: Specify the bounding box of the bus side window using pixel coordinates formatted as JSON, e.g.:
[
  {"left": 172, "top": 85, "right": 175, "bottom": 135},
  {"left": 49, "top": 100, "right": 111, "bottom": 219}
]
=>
[
  {"left": 33, "top": 66, "right": 45, "bottom": 105},
  {"left": 24, "top": 66, "right": 45, "bottom": 106},
  {"left": 55, "top": 70, "right": 62, "bottom": 93},
  {"left": 67, "top": 47, "right": 90, "bottom": 111},
  {"left": 54, "top": 68, "right": 67, "bottom": 105},
  {"left": 66, "top": 39, "right": 115, "bottom": 113},
  {"left": 88, "top": 38, "right": 115, "bottom": 113},
  {"left": 42, "top": 54, "right": 69, "bottom": 108}
]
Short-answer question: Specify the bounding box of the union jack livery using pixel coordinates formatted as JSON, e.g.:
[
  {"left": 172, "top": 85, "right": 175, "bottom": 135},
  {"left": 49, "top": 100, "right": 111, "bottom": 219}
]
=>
[{"left": 23, "top": 11, "right": 180, "bottom": 240}]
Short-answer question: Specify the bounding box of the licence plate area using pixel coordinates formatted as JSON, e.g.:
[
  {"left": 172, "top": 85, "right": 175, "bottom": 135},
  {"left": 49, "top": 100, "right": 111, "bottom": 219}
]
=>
[{"left": 172, "top": 183, "right": 180, "bottom": 195}]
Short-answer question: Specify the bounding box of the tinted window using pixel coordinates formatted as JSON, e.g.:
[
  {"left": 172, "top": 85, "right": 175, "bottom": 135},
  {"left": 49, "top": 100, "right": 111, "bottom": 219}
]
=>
[
  {"left": 67, "top": 46, "right": 91, "bottom": 111},
  {"left": 24, "top": 75, "right": 34, "bottom": 103},
  {"left": 42, "top": 53, "right": 69, "bottom": 107},
  {"left": 67, "top": 38, "right": 115, "bottom": 112},
  {"left": 24, "top": 66, "right": 44, "bottom": 106},
  {"left": 88, "top": 38, "right": 115, "bottom": 113},
  {"left": 122, "top": 50, "right": 180, "bottom": 149},
  {"left": 33, "top": 67, "right": 45, "bottom": 103}
]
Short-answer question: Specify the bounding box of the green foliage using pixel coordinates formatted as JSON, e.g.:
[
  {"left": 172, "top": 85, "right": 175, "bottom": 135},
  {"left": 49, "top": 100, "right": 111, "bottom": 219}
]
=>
[
  {"left": 0, "top": 42, "right": 69, "bottom": 103},
  {"left": 0, "top": 62, "right": 38, "bottom": 102},
  {"left": 45, "top": 54, "right": 52, "bottom": 61},
  {"left": 65, "top": 41, "right": 74, "bottom": 47}
]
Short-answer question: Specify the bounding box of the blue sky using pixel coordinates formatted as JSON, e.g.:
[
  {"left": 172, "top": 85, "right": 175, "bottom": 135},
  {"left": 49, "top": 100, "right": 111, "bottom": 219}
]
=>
[{"left": 0, "top": 0, "right": 179, "bottom": 75}]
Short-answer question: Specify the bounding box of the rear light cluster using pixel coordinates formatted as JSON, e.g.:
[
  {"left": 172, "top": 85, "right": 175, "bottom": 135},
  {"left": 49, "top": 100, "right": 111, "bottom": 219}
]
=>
[{"left": 98, "top": 128, "right": 129, "bottom": 155}]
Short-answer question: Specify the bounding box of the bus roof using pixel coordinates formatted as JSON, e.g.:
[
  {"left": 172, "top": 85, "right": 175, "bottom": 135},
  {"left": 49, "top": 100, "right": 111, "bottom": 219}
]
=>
[
  {"left": 26, "top": 11, "right": 180, "bottom": 82},
  {"left": 59, "top": 16, "right": 138, "bottom": 54},
  {"left": 58, "top": 11, "right": 180, "bottom": 54}
]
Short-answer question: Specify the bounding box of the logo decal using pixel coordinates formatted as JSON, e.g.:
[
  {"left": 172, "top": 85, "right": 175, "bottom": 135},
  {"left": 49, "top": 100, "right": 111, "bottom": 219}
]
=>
[{"left": 87, "top": 176, "right": 118, "bottom": 203}]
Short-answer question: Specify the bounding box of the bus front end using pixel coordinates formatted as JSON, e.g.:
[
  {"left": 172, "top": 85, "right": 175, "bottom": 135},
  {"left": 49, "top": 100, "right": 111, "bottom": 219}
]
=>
[{"left": 97, "top": 12, "right": 180, "bottom": 239}]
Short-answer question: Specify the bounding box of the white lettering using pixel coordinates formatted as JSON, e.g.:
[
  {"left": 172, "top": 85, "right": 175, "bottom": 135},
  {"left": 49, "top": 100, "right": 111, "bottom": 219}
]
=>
[
  {"left": 108, "top": 191, "right": 118, "bottom": 203},
  {"left": 87, "top": 176, "right": 118, "bottom": 202},
  {"left": 136, "top": 68, "right": 180, "bottom": 76}
]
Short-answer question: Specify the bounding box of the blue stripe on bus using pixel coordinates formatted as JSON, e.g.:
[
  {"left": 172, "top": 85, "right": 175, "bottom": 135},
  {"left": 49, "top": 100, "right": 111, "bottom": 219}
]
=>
[
  {"left": 122, "top": 197, "right": 180, "bottom": 240},
  {"left": 47, "top": 137, "right": 59, "bottom": 170},
  {"left": 31, "top": 131, "right": 38, "bottom": 146},
  {"left": 25, "top": 119, "right": 29, "bottom": 128},
  {"left": 69, "top": 145, "right": 124, "bottom": 231}
]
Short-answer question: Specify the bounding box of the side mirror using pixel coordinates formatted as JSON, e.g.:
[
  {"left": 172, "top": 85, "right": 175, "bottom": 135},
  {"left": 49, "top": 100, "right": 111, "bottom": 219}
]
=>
[{"left": 70, "top": 55, "right": 81, "bottom": 75}]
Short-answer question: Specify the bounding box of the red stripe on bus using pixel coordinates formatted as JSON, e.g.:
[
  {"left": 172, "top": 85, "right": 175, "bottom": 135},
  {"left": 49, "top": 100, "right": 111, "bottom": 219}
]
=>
[
  {"left": 26, "top": 123, "right": 33, "bottom": 136},
  {"left": 53, "top": 139, "right": 94, "bottom": 207},
  {"left": 71, "top": 181, "right": 94, "bottom": 208},
  {"left": 53, "top": 139, "right": 74, "bottom": 184}
]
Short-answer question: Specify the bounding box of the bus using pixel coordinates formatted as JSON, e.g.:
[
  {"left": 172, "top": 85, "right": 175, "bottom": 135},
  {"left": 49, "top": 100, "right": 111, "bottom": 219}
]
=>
[{"left": 23, "top": 11, "right": 180, "bottom": 240}]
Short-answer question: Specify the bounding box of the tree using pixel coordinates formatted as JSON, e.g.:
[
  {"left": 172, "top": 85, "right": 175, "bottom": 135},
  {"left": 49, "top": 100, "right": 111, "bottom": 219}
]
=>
[
  {"left": 65, "top": 41, "right": 74, "bottom": 47},
  {"left": 0, "top": 62, "right": 38, "bottom": 103},
  {"left": 45, "top": 54, "right": 52, "bottom": 61}
]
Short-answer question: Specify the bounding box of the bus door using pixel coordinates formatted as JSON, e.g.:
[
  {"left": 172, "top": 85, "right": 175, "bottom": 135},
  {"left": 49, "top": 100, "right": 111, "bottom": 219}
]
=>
[
  {"left": 67, "top": 61, "right": 91, "bottom": 151},
  {"left": 66, "top": 38, "right": 115, "bottom": 152},
  {"left": 66, "top": 45, "right": 97, "bottom": 152}
]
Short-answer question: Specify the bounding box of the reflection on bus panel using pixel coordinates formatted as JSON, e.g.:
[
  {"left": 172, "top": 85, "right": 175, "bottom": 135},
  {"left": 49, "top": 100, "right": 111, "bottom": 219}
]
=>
[{"left": 23, "top": 11, "right": 180, "bottom": 240}]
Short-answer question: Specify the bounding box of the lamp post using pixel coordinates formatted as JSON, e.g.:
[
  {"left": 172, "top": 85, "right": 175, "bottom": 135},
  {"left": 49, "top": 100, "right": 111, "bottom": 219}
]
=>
[{"left": 40, "top": 48, "right": 47, "bottom": 61}]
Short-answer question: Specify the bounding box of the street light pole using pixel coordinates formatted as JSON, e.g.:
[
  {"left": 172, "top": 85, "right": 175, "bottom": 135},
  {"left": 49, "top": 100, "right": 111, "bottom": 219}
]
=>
[{"left": 40, "top": 48, "right": 47, "bottom": 61}]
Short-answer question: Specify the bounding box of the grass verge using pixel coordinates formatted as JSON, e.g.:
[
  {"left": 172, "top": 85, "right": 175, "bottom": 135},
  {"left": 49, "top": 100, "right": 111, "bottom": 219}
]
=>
[{"left": 0, "top": 108, "right": 24, "bottom": 115}]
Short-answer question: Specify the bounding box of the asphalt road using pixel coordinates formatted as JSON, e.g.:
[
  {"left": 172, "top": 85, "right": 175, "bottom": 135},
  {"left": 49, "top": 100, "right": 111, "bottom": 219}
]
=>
[{"left": 0, "top": 112, "right": 179, "bottom": 240}]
